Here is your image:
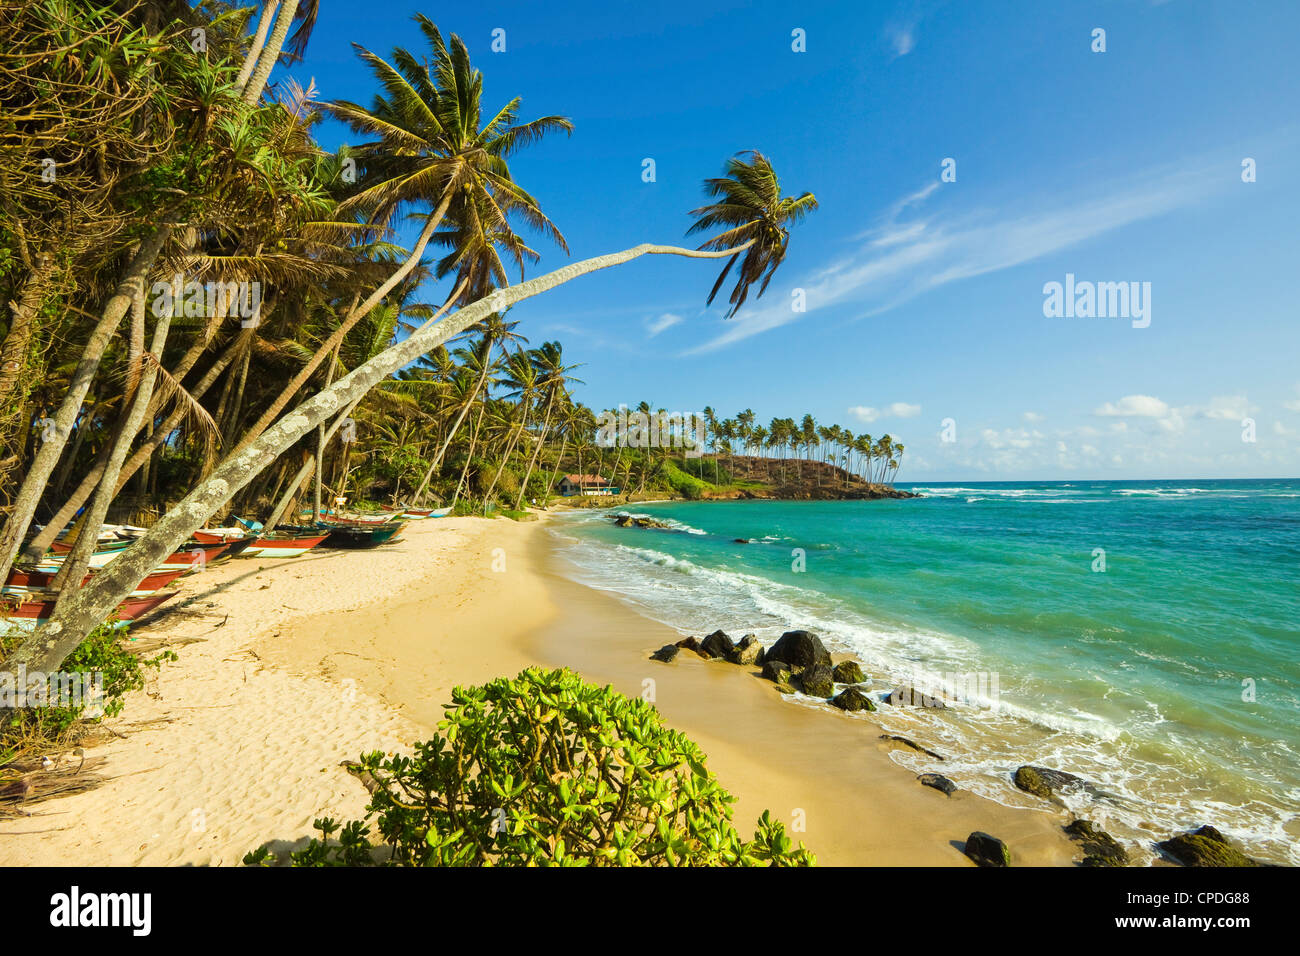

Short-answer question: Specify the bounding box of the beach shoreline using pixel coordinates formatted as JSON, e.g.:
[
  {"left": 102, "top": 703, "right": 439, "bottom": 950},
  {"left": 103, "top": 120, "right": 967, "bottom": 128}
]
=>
[{"left": 1, "top": 513, "right": 1079, "bottom": 866}]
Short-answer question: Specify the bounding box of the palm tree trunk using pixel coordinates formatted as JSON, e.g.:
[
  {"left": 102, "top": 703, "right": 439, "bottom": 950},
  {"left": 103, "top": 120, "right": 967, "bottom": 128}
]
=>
[
  {"left": 540, "top": 433, "right": 568, "bottom": 505},
  {"left": 265, "top": 397, "right": 362, "bottom": 532},
  {"left": 450, "top": 401, "right": 486, "bottom": 509},
  {"left": 515, "top": 394, "right": 555, "bottom": 509},
  {"left": 0, "top": 227, "right": 169, "bottom": 585},
  {"left": 411, "top": 344, "right": 487, "bottom": 503},
  {"left": 21, "top": 327, "right": 248, "bottom": 562},
  {"left": 481, "top": 408, "right": 529, "bottom": 514},
  {"left": 12, "top": 239, "right": 753, "bottom": 670},
  {"left": 235, "top": 1, "right": 280, "bottom": 90},
  {"left": 240, "top": 0, "right": 298, "bottom": 106},
  {"left": 51, "top": 289, "right": 173, "bottom": 604},
  {"left": 230, "top": 206, "right": 450, "bottom": 457}
]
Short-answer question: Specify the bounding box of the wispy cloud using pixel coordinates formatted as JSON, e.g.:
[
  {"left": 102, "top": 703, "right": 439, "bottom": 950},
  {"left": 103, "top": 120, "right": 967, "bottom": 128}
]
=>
[
  {"left": 847, "top": 402, "right": 921, "bottom": 423},
  {"left": 682, "top": 158, "right": 1225, "bottom": 356},
  {"left": 888, "top": 25, "right": 916, "bottom": 58},
  {"left": 645, "top": 312, "right": 684, "bottom": 337},
  {"left": 1094, "top": 394, "right": 1170, "bottom": 417}
]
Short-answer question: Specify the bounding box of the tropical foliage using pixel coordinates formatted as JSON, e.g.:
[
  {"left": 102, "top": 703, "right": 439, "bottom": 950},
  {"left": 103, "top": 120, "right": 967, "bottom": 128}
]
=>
[{"left": 243, "top": 668, "right": 815, "bottom": 867}]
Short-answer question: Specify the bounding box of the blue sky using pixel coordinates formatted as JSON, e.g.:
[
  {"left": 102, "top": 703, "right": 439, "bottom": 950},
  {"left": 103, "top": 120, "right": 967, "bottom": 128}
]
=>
[{"left": 289, "top": 0, "right": 1300, "bottom": 480}]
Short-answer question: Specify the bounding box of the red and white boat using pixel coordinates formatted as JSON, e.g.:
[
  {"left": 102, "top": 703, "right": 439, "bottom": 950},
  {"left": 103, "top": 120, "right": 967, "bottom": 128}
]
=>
[
  {"left": 239, "top": 532, "right": 329, "bottom": 558},
  {"left": 1, "top": 590, "right": 175, "bottom": 623},
  {"left": 4, "top": 567, "right": 184, "bottom": 598}
]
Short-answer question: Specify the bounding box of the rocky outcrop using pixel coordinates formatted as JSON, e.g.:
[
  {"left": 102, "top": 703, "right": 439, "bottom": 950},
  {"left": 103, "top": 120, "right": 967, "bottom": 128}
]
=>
[
  {"left": 1156, "top": 826, "right": 1259, "bottom": 867},
  {"left": 917, "top": 773, "right": 956, "bottom": 796},
  {"left": 831, "top": 660, "right": 865, "bottom": 684},
  {"left": 700, "top": 455, "right": 920, "bottom": 501},
  {"left": 830, "top": 687, "right": 875, "bottom": 712},
  {"left": 964, "top": 831, "right": 1009, "bottom": 867},
  {"left": 649, "top": 644, "right": 679, "bottom": 663},
  {"left": 699, "top": 629, "right": 734, "bottom": 659},
  {"left": 726, "top": 634, "right": 764, "bottom": 666},
  {"left": 612, "top": 514, "right": 672, "bottom": 529},
  {"left": 1064, "top": 819, "right": 1129, "bottom": 867},
  {"left": 764, "top": 630, "right": 832, "bottom": 672}
]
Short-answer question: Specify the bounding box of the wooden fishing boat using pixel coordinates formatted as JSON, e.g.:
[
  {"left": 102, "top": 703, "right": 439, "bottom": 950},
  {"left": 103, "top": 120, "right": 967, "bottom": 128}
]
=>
[
  {"left": 1, "top": 589, "right": 175, "bottom": 623},
  {"left": 48, "top": 537, "right": 133, "bottom": 554},
  {"left": 239, "top": 532, "right": 329, "bottom": 558},
  {"left": 311, "top": 521, "right": 405, "bottom": 548},
  {"left": 396, "top": 506, "right": 450, "bottom": 519},
  {"left": 190, "top": 529, "right": 257, "bottom": 557},
  {"left": 4, "top": 567, "right": 184, "bottom": 597}
]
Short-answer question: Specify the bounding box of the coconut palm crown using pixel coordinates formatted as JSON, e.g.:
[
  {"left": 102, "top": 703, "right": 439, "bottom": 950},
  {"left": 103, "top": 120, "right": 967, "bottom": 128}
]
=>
[{"left": 687, "top": 150, "right": 818, "bottom": 318}]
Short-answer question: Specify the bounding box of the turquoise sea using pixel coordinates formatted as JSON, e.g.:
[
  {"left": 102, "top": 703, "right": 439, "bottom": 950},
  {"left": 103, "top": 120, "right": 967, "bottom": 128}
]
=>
[{"left": 550, "top": 479, "right": 1300, "bottom": 865}]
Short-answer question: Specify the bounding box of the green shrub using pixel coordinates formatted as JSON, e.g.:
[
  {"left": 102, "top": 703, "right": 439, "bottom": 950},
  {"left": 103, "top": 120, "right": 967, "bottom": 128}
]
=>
[{"left": 245, "top": 667, "right": 814, "bottom": 867}]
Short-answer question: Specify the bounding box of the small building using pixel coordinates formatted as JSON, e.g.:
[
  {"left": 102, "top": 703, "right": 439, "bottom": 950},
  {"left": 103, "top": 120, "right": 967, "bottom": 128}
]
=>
[{"left": 558, "top": 474, "right": 615, "bottom": 497}]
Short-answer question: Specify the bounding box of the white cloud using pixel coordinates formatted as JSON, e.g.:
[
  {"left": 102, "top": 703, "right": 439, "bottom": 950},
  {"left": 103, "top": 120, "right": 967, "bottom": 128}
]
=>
[
  {"left": 888, "top": 26, "right": 915, "bottom": 57},
  {"left": 645, "top": 312, "right": 684, "bottom": 337},
  {"left": 1023, "top": 411, "right": 1044, "bottom": 423},
  {"left": 847, "top": 402, "right": 921, "bottom": 423},
  {"left": 1282, "top": 384, "right": 1300, "bottom": 412},
  {"left": 1093, "top": 394, "right": 1170, "bottom": 418},
  {"left": 1198, "top": 394, "right": 1255, "bottom": 420}
]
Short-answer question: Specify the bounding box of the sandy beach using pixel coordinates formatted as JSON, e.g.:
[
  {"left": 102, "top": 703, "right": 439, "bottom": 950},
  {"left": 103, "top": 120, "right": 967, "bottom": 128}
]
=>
[{"left": 0, "top": 514, "right": 1078, "bottom": 866}]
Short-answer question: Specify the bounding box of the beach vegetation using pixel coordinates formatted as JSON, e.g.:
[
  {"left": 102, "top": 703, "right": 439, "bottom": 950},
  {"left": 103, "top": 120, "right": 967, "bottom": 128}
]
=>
[{"left": 243, "top": 667, "right": 815, "bottom": 866}]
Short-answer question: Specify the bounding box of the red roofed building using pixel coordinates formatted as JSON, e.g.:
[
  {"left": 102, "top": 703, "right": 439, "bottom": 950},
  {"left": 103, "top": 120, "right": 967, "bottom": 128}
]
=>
[{"left": 558, "top": 474, "right": 615, "bottom": 497}]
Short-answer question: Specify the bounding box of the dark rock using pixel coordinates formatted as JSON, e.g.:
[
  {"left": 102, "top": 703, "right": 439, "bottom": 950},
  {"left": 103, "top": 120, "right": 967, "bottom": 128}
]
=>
[
  {"left": 879, "top": 735, "right": 946, "bottom": 761},
  {"left": 799, "top": 662, "right": 835, "bottom": 698},
  {"left": 882, "top": 685, "right": 947, "bottom": 709},
  {"left": 726, "top": 634, "right": 763, "bottom": 666},
  {"left": 649, "top": 644, "right": 679, "bottom": 663},
  {"left": 674, "top": 636, "right": 711, "bottom": 659},
  {"left": 1013, "top": 765, "right": 1089, "bottom": 801},
  {"left": 964, "top": 831, "right": 1010, "bottom": 867},
  {"left": 613, "top": 514, "right": 632, "bottom": 527},
  {"left": 831, "top": 660, "right": 865, "bottom": 684},
  {"left": 700, "top": 629, "right": 735, "bottom": 659},
  {"left": 1157, "top": 826, "right": 1258, "bottom": 867},
  {"left": 830, "top": 687, "right": 876, "bottom": 712},
  {"left": 734, "top": 538, "right": 750, "bottom": 544},
  {"left": 917, "top": 773, "right": 956, "bottom": 796},
  {"left": 1064, "top": 819, "right": 1129, "bottom": 867},
  {"left": 764, "top": 630, "right": 832, "bottom": 672},
  {"left": 761, "top": 659, "right": 791, "bottom": 683}
]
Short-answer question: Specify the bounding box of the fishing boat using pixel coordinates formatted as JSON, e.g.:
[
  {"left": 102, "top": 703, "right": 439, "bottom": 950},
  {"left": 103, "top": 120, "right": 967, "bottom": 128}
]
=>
[
  {"left": 396, "top": 506, "right": 451, "bottom": 519},
  {"left": 191, "top": 529, "right": 257, "bottom": 557},
  {"left": 0, "top": 590, "right": 176, "bottom": 632},
  {"left": 4, "top": 567, "right": 184, "bottom": 598},
  {"left": 310, "top": 521, "right": 406, "bottom": 548},
  {"left": 238, "top": 531, "right": 330, "bottom": 558},
  {"left": 48, "top": 536, "right": 133, "bottom": 554}
]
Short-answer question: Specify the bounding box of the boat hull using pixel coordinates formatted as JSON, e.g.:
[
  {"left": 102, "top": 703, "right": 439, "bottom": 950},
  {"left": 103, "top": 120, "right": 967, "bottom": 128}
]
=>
[{"left": 239, "top": 533, "right": 329, "bottom": 558}]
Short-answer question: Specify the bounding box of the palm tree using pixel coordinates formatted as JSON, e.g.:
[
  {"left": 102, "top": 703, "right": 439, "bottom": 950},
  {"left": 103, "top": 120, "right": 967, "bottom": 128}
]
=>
[
  {"left": 515, "top": 342, "right": 582, "bottom": 509},
  {"left": 688, "top": 151, "right": 819, "bottom": 318}
]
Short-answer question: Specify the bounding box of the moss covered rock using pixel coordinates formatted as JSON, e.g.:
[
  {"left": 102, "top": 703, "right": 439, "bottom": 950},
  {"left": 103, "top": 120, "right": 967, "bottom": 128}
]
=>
[
  {"left": 1064, "top": 819, "right": 1129, "bottom": 866},
  {"left": 831, "top": 660, "right": 865, "bottom": 684},
  {"left": 1013, "top": 765, "right": 1087, "bottom": 801},
  {"left": 799, "top": 663, "right": 835, "bottom": 698},
  {"left": 1157, "top": 826, "right": 1258, "bottom": 867},
  {"left": 830, "top": 686, "right": 875, "bottom": 712}
]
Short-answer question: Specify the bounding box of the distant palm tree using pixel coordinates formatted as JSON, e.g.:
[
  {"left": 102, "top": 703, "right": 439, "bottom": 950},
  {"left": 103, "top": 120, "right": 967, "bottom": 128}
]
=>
[{"left": 688, "top": 151, "right": 819, "bottom": 318}]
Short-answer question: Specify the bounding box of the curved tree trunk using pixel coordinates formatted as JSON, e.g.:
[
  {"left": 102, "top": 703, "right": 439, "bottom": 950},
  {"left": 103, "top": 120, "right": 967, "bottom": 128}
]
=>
[
  {"left": 410, "top": 356, "right": 490, "bottom": 504},
  {"left": 8, "top": 240, "right": 752, "bottom": 673},
  {"left": 229, "top": 206, "right": 450, "bottom": 458},
  {"left": 0, "top": 227, "right": 170, "bottom": 585},
  {"left": 52, "top": 291, "right": 173, "bottom": 604},
  {"left": 515, "top": 393, "right": 555, "bottom": 510},
  {"left": 21, "top": 327, "right": 250, "bottom": 562}
]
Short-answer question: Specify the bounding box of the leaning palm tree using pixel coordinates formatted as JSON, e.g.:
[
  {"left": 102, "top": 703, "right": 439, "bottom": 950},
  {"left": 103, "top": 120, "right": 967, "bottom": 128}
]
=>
[
  {"left": 515, "top": 342, "right": 583, "bottom": 509},
  {"left": 687, "top": 150, "right": 819, "bottom": 318},
  {"left": 232, "top": 17, "right": 570, "bottom": 457},
  {"left": 19, "top": 156, "right": 818, "bottom": 682}
]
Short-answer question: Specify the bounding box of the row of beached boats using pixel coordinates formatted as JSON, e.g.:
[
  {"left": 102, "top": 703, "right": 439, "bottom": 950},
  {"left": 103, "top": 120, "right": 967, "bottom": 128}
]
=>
[{"left": 0, "top": 506, "right": 450, "bottom": 633}]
